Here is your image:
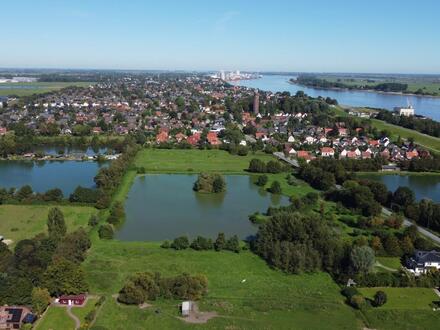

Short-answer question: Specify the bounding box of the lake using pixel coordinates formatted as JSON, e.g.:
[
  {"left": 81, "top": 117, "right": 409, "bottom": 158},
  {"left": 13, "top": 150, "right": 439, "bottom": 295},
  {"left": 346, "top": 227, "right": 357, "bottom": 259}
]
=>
[
  {"left": 358, "top": 173, "right": 440, "bottom": 202},
  {"left": 0, "top": 160, "right": 105, "bottom": 195},
  {"left": 117, "top": 174, "right": 290, "bottom": 241},
  {"left": 232, "top": 75, "right": 440, "bottom": 121}
]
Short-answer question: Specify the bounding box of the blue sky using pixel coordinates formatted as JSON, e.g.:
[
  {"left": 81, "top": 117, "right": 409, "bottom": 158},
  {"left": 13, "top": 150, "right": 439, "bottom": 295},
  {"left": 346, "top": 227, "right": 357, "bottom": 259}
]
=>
[{"left": 2, "top": 0, "right": 440, "bottom": 73}]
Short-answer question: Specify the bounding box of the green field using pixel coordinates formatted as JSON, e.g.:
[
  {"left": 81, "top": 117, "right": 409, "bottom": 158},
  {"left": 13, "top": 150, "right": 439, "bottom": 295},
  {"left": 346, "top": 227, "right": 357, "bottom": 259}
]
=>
[
  {"left": 83, "top": 240, "right": 360, "bottom": 330},
  {"left": 0, "top": 82, "right": 93, "bottom": 96},
  {"left": 371, "top": 119, "right": 440, "bottom": 154},
  {"left": 358, "top": 287, "right": 438, "bottom": 310},
  {"left": 71, "top": 297, "right": 99, "bottom": 327},
  {"left": 376, "top": 257, "right": 402, "bottom": 271},
  {"left": 134, "top": 149, "right": 274, "bottom": 174},
  {"left": 35, "top": 306, "right": 75, "bottom": 330},
  {"left": 0, "top": 204, "right": 96, "bottom": 244},
  {"left": 358, "top": 287, "right": 440, "bottom": 330},
  {"left": 318, "top": 76, "right": 440, "bottom": 96}
]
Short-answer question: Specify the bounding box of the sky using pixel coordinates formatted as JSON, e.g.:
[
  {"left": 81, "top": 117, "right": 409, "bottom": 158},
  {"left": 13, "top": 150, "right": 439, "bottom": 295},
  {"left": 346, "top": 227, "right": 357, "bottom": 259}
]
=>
[{"left": 2, "top": 0, "right": 440, "bottom": 73}]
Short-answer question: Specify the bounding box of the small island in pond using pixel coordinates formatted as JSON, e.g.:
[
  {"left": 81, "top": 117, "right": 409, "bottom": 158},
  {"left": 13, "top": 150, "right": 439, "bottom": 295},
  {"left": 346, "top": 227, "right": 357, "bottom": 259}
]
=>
[{"left": 193, "top": 173, "right": 226, "bottom": 193}]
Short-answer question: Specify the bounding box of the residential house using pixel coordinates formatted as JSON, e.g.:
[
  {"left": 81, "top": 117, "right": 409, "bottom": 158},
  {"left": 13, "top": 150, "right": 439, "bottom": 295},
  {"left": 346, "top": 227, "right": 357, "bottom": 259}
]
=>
[
  {"left": 320, "top": 147, "right": 335, "bottom": 157},
  {"left": 406, "top": 250, "right": 440, "bottom": 275}
]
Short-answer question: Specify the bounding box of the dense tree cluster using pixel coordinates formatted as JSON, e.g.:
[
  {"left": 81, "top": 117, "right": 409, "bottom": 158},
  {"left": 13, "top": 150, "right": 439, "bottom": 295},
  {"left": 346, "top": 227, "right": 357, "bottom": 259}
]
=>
[
  {"left": 251, "top": 212, "right": 345, "bottom": 274},
  {"left": 162, "top": 233, "right": 241, "bottom": 253},
  {"left": 0, "top": 185, "right": 64, "bottom": 204},
  {"left": 94, "top": 142, "right": 140, "bottom": 208},
  {"left": 118, "top": 272, "right": 208, "bottom": 304},
  {"left": 325, "top": 181, "right": 382, "bottom": 217},
  {"left": 248, "top": 159, "right": 289, "bottom": 174},
  {"left": 193, "top": 173, "right": 226, "bottom": 193},
  {"left": 0, "top": 208, "right": 90, "bottom": 306}
]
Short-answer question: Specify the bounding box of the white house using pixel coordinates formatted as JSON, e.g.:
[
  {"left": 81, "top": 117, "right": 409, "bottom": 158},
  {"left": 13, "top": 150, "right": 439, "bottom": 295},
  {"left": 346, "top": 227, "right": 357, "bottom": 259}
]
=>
[
  {"left": 287, "top": 135, "right": 295, "bottom": 143},
  {"left": 320, "top": 147, "right": 335, "bottom": 157},
  {"left": 406, "top": 250, "right": 440, "bottom": 275}
]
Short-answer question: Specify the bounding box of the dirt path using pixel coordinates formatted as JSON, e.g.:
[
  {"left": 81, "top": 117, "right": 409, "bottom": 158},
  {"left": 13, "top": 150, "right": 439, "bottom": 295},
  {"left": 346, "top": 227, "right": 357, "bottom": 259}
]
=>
[{"left": 66, "top": 306, "right": 81, "bottom": 330}]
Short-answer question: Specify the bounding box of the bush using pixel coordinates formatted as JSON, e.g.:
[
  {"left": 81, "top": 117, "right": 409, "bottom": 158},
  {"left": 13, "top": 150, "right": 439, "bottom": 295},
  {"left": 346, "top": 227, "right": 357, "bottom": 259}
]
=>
[
  {"left": 341, "top": 287, "right": 359, "bottom": 300},
  {"left": 214, "top": 233, "right": 226, "bottom": 251},
  {"left": 160, "top": 240, "right": 171, "bottom": 249},
  {"left": 350, "top": 294, "right": 366, "bottom": 309},
  {"left": 373, "top": 290, "right": 387, "bottom": 307},
  {"left": 98, "top": 224, "right": 114, "bottom": 239},
  {"left": 268, "top": 181, "right": 282, "bottom": 194},
  {"left": 171, "top": 236, "right": 189, "bottom": 250},
  {"left": 190, "top": 236, "right": 213, "bottom": 250},
  {"left": 256, "top": 175, "right": 268, "bottom": 186}
]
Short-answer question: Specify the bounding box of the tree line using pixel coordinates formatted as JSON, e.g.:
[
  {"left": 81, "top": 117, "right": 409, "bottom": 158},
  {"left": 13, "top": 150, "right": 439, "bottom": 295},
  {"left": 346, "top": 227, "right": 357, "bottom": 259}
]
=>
[{"left": 0, "top": 208, "right": 91, "bottom": 313}]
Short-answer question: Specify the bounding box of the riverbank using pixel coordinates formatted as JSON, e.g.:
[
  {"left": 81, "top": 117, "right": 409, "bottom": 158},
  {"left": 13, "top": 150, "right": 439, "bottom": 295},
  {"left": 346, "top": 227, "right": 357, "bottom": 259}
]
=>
[{"left": 291, "top": 79, "right": 440, "bottom": 99}]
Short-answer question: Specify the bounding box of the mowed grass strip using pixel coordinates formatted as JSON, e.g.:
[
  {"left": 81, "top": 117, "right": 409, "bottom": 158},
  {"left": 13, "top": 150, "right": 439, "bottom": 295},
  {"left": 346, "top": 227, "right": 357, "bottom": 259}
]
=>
[
  {"left": 0, "top": 204, "right": 96, "bottom": 244},
  {"left": 358, "top": 287, "right": 438, "bottom": 310},
  {"left": 83, "top": 241, "right": 359, "bottom": 329},
  {"left": 35, "top": 306, "right": 75, "bottom": 330},
  {"left": 134, "top": 149, "right": 274, "bottom": 174}
]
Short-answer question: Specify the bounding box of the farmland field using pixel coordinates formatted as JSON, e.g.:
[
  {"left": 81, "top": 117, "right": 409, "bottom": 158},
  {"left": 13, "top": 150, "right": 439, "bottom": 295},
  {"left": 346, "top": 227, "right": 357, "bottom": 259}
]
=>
[
  {"left": 134, "top": 149, "right": 274, "bottom": 174},
  {"left": 0, "top": 204, "right": 96, "bottom": 244},
  {"left": 83, "top": 240, "right": 360, "bottom": 330},
  {"left": 0, "top": 82, "right": 93, "bottom": 96}
]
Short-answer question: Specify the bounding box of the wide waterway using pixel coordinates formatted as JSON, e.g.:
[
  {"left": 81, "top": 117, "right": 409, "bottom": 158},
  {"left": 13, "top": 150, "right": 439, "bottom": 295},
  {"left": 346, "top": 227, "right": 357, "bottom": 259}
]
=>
[
  {"left": 232, "top": 75, "right": 440, "bottom": 120},
  {"left": 0, "top": 160, "right": 105, "bottom": 195},
  {"left": 358, "top": 173, "right": 440, "bottom": 202},
  {"left": 117, "top": 174, "right": 290, "bottom": 241}
]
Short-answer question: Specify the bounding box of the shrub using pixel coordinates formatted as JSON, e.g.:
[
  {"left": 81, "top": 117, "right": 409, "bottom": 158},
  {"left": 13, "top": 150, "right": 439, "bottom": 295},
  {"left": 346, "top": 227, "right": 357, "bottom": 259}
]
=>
[
  {"left": 268, "top": 181, "right": 282, "bottom": 194},
  {"left": 373, "top": 290, "right": 387, "bottom": 307},
  {"left": 171, "top": 236, "right": 189, "bottom": 250},
  {"left": 160, "top": 240, "right": 171, "bottom": 249},
  {"left": 190, "top": 236, "right": 213, "bottom": 250},
  {"left": 256, "top": 175, "right": 268, "bottom": 186},
  {"left": 350, "top": 294, "right": 366, "bottom": 309},
  {"left": 98, "top": 224, "right": 114, "bottom": 239}
]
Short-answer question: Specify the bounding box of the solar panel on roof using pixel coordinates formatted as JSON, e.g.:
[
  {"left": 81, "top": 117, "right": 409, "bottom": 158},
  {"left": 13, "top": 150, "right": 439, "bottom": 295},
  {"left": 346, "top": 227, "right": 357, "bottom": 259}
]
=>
[{"left": 5, "top": 308, "right": 23, "bottom": 323}]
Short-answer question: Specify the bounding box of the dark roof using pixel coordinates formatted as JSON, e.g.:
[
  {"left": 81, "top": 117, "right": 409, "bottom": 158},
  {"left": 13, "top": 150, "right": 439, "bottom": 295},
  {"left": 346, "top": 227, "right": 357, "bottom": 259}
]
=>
[
  {"left": 23, "top": 313, "right": 37, "bottom": 324},
  {"left": 414, "top": 250, "right": 440, "bottom": 264},
  {"left": 5, "top": 308, "right": 23, "bottom": 323}
]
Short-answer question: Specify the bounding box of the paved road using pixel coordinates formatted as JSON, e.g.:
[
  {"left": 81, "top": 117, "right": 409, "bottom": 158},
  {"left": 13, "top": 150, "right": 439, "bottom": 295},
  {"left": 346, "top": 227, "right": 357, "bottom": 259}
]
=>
[{"left": 381, "top": 207, "right": 440, "bottom": 245}]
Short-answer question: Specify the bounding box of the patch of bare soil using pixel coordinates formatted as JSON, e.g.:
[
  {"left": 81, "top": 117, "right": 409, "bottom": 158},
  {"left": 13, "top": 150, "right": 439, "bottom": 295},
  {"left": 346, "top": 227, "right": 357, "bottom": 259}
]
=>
[
  {"left": 139, "top": 303, "right": 151, "bottom": 309},
  {"left": 178, "top": 302, "right": 218, "bottom": 324}
]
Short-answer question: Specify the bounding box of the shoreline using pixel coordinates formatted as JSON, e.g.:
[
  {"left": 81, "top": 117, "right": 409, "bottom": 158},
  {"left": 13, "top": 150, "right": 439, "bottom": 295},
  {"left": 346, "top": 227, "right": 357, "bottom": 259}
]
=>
[{"left": 289, "top": 80, "right": 440, "bottom": 99}]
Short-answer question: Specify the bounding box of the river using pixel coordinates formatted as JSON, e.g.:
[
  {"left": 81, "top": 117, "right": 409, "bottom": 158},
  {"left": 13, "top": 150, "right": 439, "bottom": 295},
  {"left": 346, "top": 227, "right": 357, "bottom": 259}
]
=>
[
  {"left": 117, "top": 174, "right": 290, "bottom": 241},
  {"left": 232, "top": 75, "right": 440, "bottom": 120}
]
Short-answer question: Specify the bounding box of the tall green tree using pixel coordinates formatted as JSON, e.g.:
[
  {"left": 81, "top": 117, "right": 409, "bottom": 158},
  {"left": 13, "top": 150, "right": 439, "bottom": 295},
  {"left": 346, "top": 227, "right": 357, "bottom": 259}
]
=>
[{"left": 47, "top": 208, "right": 67, "bottom": 241}]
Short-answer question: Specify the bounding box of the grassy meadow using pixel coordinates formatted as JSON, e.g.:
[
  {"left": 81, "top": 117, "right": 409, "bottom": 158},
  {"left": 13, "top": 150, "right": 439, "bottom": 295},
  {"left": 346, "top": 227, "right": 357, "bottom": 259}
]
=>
[
  {"left": 358, "top": 287, "right": 440, "bottom": 330},
  {"left": 0, "top": 204, "right": 96, "bottom": 245},
  {"left": 83, "top": 240, "right": 360, "bottom": 330},
  {"left": 0, "top": 81, "right": 93, "bottom": 96},
  {"left": 134, "top": 149, "right": 273, "bottom": 174}
]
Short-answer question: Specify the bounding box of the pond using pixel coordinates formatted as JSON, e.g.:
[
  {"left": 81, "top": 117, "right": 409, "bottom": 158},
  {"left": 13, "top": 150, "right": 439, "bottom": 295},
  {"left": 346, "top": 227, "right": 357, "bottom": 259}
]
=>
[
  {"left": 358, "top": 173, "right": 440, "bottom": 202},
  {"left": 0, "top": 160, "right": 106, "bottom": 195},
  {"left": 117, "top": 174, "right": 290, "bottom": 241}
]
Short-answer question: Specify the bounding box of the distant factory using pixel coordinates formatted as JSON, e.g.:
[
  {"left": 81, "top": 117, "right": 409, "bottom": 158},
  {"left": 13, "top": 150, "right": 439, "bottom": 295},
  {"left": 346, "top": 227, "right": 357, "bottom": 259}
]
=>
[{"left": 211, "top": 70, "right": 261, "bottom": 82}]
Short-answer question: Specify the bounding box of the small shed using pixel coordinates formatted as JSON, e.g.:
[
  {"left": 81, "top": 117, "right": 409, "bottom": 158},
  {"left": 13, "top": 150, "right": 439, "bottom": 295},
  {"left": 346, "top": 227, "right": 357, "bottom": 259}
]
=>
[{"left": 180, "top": 301, "right": 192, "bottom": 317}]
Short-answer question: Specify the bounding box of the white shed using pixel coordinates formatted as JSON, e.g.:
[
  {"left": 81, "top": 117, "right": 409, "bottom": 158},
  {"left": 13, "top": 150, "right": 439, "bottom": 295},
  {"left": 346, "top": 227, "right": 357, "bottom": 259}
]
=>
[{"left": 181, "top": 301, "right": 192, "bottom": 317}]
